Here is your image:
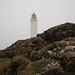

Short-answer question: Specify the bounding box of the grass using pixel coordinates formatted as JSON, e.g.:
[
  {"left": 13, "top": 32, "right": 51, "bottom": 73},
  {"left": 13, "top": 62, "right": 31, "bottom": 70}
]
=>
[
  {"left": 0, "top": 56, "right": 30, "bottom": 75},
  {"left": 31, "top": 59, "right": 51, "bottom": 74},
  {"left": 0, "top": 58, "right": 12, "bottom": 75},
  {"left": 18, "top": 64, "right": 27, "bottom": 71},
  {"left": 0, "top": 58, "right": 12, "bottom": 69}
]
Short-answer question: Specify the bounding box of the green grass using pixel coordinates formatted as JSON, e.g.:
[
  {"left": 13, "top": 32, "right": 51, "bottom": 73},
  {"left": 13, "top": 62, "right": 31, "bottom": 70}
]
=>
[{"left": 31, "top": 59, "right": 51, "bottom": 74}]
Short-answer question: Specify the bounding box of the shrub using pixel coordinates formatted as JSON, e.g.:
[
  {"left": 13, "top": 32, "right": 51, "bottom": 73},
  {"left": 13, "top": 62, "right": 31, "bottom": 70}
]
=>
[
  {"left": 3, "top": 56, "right": 30, "bottom": 75},
  {"left": 11, "top": 56, "right": 30, "bottom": 69}
]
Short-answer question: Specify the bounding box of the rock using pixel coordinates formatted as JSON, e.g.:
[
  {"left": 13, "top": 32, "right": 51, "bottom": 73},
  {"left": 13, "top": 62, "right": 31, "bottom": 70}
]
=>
[
  {"left": 37, "top": 22, "right": 75, "bottom": 44},
  {"left": 37, "top": 60, "right": 64, "bottom": 75},
  {"left": 66, "top": 57, "right": 75, "bottom": 72},
  {"left": 36, "top": 59, "right": 75, "bottom": 75},
  {"left": 30, "top": 51, "right": 43, "bottom": 61},
  {"left": 30, "top": 51, "right": 38, "bottom": 61},
  {"left": 42, "top": 60, "right": 61, "bottom": 71}
]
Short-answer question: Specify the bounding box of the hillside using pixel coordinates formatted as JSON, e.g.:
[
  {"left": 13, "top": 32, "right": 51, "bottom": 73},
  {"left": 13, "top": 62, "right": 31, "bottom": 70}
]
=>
[
  {"left": 37, "top": 22, "right": 75, "bottom": 44},
  {"left": 0, "top": 22, "right": 75, "bottom": 75}
]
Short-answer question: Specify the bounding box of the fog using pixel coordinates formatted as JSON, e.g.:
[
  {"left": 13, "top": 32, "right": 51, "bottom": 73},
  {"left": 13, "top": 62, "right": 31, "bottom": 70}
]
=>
[{"left": 0, "top": 0, "right": 75, "bottom": 49}]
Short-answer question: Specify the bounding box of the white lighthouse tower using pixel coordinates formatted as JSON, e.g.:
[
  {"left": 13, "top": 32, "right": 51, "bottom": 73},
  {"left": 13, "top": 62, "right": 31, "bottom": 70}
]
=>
[{"left": 30, "top": 12, "right": 37, "bottom": 37}]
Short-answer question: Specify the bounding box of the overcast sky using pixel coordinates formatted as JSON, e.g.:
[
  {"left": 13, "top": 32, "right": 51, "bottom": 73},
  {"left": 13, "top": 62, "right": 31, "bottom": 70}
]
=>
[{"left": 0, "top": 0, "right": 75, "bottom": 50}]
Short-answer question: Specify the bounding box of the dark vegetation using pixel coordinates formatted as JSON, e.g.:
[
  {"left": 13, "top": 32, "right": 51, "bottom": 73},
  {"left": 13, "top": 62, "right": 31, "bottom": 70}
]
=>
[{"left": 0, "top": 22, "right": 75, "bottom": 75}]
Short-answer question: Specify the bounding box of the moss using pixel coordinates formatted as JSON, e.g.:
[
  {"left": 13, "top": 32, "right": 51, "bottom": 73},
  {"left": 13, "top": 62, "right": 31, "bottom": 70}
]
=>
[{"left": 31, "top": 59, "right": 51, "bottom": 74}]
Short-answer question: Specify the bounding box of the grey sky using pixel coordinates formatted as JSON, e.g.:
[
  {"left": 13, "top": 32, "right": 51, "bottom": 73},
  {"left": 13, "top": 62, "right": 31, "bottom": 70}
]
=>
[{"left": 0, "top": 0, "right": 75, "bottom": 50}]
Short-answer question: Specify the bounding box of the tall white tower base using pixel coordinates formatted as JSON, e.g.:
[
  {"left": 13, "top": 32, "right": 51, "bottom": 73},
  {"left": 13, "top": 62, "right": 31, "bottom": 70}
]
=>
[{"left": 30, "top": 13, "right": 37, "bottom": 37}]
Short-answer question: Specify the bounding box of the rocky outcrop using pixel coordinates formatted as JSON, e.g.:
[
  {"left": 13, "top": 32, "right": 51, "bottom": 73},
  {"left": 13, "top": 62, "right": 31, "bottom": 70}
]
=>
[
  {"left": 0, "top": 22, "right": 75, "bottom": 75},
  {"left": 34, "top": 37, "right": 75, "bottom": 75},
  {"left": 0, "top": 37, "right": 47, "bottom": 58},
  {"left": 36, "top": 59, "right": 75, "bottom": 75},
  {"left": 37, "top": 22, "right": 75, "bottom": 44}
]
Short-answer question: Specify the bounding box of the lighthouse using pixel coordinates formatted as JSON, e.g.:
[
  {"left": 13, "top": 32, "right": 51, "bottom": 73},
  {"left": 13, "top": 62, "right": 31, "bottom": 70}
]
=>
[{"left": 30, "top": 13, "right": 37, "bottom": 37}]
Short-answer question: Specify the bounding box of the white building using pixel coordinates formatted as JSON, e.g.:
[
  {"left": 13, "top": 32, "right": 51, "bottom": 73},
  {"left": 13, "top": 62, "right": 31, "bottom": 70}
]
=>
[{"left": 30, "top": 13, "right": 37, "bottom": 37}]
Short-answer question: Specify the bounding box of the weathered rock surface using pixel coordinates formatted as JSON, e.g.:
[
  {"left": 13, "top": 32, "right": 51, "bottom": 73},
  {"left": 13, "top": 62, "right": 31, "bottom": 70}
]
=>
[
  {"left": 37, "top": 22, "right": 75, "bottom": 44},
  {"left": 35, "top": 38, "right": 75, "bottom": 75},
  {"left": 0, "top": 37, "right": 47, "bottom": 58}
]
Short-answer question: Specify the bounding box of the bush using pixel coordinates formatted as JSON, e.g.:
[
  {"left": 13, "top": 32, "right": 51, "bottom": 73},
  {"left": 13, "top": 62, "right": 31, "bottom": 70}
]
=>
[
  {"left": 3, "top": 56, "right": 30, "bottom": 75},
  {"left": 11, "top": 56, "right": 30, "bottom": 69}
]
